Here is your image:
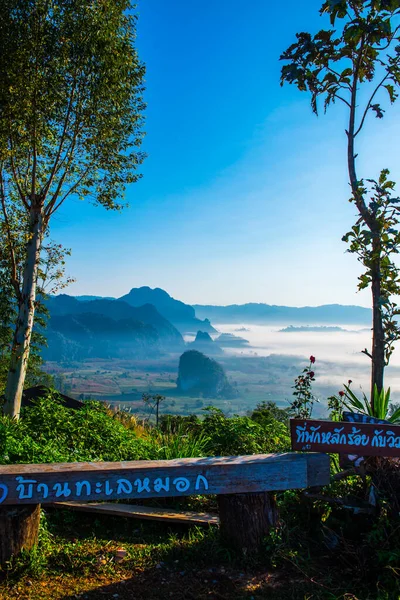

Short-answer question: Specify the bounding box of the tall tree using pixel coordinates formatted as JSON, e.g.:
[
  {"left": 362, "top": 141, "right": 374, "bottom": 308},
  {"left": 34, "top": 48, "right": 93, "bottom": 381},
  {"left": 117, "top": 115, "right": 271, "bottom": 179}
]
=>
[
  {"left": 0, "top": 0, "right": 145, "bottom": 417},
  {"left": 280, "top": 0, "right": 400, "bottom": 409},
  {"left": 0, "top": 205, "right": 72, "bottom": 394}
]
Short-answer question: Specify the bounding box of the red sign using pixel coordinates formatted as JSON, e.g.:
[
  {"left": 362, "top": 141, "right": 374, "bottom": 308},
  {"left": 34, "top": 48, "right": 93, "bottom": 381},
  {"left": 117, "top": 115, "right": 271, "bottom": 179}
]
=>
[{"left": 290, "top": 419, "right": 400, "bottom": 458}]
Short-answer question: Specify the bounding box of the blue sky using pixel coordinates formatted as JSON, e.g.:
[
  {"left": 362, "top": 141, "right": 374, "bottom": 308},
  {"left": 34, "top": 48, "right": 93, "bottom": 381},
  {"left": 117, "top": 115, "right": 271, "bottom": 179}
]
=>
[{"left": 52, "top": 0, "right": 400, "bottom": 307}]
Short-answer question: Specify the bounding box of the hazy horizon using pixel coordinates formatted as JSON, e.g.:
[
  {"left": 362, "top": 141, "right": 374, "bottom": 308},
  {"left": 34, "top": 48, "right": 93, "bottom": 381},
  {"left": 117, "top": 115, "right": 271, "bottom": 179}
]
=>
[{"left": 70, "top": 288, "right": 372, "bottom": 310}]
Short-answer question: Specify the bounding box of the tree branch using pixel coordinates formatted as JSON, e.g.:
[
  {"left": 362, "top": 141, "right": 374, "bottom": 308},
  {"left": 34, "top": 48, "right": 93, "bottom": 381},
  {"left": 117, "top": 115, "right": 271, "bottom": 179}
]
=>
[
  {"left": 347, "top": 37, "right": 375, "bottom": 231},
  {"left": 0, "top": 168, "right": 22, "bottom": 302},
  {"left": 47, "top": 162, "right": 93, "bottom": 217},
  {"left": 354, "top": 72, "right": 391, "bottom": 137},
  {"left": 337, "top": 95, "right": 352, "bottom": 108},
  {"left": 362, "top": 348, "right": 373, "bottom": 359},
  {"left": 42, "top": 77, "right": 78, "bottom": 198},
  {"left": 8, "top": 128, "right": 29, "bottom": 210}
]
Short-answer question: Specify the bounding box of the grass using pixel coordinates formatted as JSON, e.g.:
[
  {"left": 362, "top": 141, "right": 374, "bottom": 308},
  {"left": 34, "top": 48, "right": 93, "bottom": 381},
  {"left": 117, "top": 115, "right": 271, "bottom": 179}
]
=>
[
  {"left": 1, "top": 496, "right": 398, "bottom": 600},
  {"left": 0, "top": 392, "right": 398, "bottom": 599}
]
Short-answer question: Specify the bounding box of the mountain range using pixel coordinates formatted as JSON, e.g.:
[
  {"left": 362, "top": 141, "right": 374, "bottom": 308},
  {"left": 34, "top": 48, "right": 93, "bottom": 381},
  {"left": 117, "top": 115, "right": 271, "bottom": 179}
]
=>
[
  {"left": 43, "top": 287, "right": 374, "bottom": 363},
  {"left": 193, "top": 303, "right": 372, "bottom": 325},
  {"left": 43, "top": 295, "right": 184, "bottom": 362},
  {"left": 118, "top": 287, "right": 215, "bottom": 334}
]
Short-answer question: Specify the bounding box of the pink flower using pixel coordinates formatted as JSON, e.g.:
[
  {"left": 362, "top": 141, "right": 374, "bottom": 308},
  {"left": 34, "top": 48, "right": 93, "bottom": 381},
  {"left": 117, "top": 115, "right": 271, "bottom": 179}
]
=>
[{"left": 310, "top": 356, "right": 316, "bottom": 364}]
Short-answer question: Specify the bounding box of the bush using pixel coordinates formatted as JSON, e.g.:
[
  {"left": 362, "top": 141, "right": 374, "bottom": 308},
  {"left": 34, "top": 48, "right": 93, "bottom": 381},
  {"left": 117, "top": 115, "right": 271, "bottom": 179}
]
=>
[
  {"left": 201, "top": 407, "right": 290, "bottom": 456},
  {"left": 0, "top": 390, "right": 154, "bottom": 464},
  {"left": 250, "top": 400, "right": 290, "bottom": 427},
  {"left": 158, "top": 414, "right": 202, "bottom": 435},
  {"left": 0, "top": 391, "right": 291, "bottom": 466}
]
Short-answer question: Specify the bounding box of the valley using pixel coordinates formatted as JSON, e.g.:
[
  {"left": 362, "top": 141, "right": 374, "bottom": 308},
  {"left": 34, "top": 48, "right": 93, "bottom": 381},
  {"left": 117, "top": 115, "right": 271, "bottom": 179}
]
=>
[{"left": 41, "top": 287, "right": 400, "bottom": 421}]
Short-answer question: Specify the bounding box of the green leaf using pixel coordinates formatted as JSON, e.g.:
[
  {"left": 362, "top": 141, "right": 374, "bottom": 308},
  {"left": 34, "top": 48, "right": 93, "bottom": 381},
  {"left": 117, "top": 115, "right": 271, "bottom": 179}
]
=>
[
  {"left": 384, "top": 84, "right": 398, "bottom": 103},
  {"left": 388, "top": 406, "right": 400, "bottom": 424}
]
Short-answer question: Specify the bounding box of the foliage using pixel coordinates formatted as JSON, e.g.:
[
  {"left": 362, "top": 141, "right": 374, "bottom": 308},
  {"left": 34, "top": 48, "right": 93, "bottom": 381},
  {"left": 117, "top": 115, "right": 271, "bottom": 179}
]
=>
[
  {"left": 2, "top": 473, "right": 399, "bottom": 599},
  {"left": 250, "top": 400, "right": 290, "bottom": 426},
  {"left": 0, "top": 391, "right": 153, "bottom": 464},
  {"left": 0, "top": 0, "right": 146, "bottom": 415},
  {"left": 149, "top": 424, "right": 211, "bottom": 460},
  {"left": 280, "top": 0, "right": 400, "bottom": 401},
  {"left": 0, "top": 391, "right": 398, "bottom": 598},
  {"left": 158, "top": 413, "right": 202, "bottom": 435},
  {"left": 0, "top": 0, "right": 146, "bottom": 211},
  {"left": 342, "top": 170, "right": 400, "bottom": 366},
  {"left": 289, "top": 356, "right": 318, "bottom": 418},
  {"left": 329, "top": 381, "right": 400, "bottom": 422},
  {"left": 0, "top": 390, "right": 291, "bottom": 464},
  {"left": 201, "top": 406, "right": 290, "bottom": 456}
]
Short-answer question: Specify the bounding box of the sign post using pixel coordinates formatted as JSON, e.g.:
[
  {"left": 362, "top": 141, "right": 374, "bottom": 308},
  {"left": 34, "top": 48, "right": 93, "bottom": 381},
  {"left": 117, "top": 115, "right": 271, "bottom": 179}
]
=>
[{"left": 290, "top": 419, "right": 400, "bottom": 457}]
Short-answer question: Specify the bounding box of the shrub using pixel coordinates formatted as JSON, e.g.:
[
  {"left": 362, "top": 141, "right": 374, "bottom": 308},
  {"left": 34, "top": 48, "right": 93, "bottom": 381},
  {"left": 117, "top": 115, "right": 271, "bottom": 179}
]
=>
[
  {"left": 251, "top": 400, "right": 289, "bottom": 427},
  {"left": 201, "top": 407, "right": 290, "bottom": 456},
  {"left": 0, "top": 390, "right": 153, "bottom": 464}
]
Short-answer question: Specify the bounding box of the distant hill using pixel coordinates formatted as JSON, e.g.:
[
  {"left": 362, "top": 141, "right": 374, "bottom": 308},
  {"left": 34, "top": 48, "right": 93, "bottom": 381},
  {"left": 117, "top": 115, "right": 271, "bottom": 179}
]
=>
[
  {"left": 188, "top": 331, "right": 223, "bottom": 355},
  {"left": 43, "top": 313, "right": 161, "bottom": 362},
  {"left": 193, "top": 303, "right": 372, "bottom": 325},
  {"left": 279, "top": 325, "right": 348, "bottom": 333},
  {"left": 119, "top": 287, "right": 216, "bottom": 334},
  {"left": 75, "top": 295, "right": 115, "bottom": 302},
  {"left": 44, "top": 295, "right": 184, "bottom": 361},
  {"left": 215, "top": 333, "right": 249, "bottom": 347},
  {"left": 177, "top": 350, "right": 236, "bottom": 398}
]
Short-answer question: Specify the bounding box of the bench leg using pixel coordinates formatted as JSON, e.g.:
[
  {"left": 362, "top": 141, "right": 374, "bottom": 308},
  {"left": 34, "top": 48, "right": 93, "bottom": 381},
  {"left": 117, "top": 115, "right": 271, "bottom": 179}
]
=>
[
  {"left": 217, "top": 492, "right": 278, "bottom": 554},
  {"left": 0, "top": 504, "right": 41, "bottom": 565}
]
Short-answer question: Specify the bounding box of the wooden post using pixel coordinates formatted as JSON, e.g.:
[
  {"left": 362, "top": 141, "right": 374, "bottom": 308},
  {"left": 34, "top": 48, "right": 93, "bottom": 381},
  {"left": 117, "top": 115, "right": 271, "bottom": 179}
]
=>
[
  {"left": 217, "top": 491, "right": 278, "bottom": 553},
  {"left": 0, "top": 504, "right": 40, "bottom": 564}
]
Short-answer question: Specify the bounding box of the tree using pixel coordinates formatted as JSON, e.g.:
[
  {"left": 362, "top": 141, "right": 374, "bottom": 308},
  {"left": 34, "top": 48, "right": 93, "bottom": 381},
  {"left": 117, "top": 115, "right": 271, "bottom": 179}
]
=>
[
  {"left": 142, "top": 393, "right": 166, "bottom": 427},
  {"left": 0, "top": 206, "right": 73, "bottom": 395},
  {"left": 0, "top": 0, "right": 145, "bottom": 417},
  {"left": 280, "top": 0, "right": 400, "bottom": 410}
]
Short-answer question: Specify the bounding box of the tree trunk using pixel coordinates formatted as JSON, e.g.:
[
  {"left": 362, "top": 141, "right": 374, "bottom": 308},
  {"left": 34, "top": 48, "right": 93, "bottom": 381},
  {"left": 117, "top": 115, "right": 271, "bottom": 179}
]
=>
[
  {"left": 370, "top": 238, "right": 385, "bottom": 410},
  {"left": 3, "top": 209, "right": 44, "bottom": 419},
  {"left": 217, "top": 492, "right": 278, "bottom": 554},
  {"left": 0, "top": 504, "right": 41, "bottom": 565}
]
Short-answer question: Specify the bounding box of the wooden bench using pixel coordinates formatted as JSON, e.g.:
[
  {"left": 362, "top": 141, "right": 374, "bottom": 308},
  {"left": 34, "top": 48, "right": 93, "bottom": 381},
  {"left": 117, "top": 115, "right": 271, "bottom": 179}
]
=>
[
  {"left": 52, "top": 501, "right": 220, "bottom": 525},
  {"left": 0, "top": 452, "right": 329, "bottom": 563}
]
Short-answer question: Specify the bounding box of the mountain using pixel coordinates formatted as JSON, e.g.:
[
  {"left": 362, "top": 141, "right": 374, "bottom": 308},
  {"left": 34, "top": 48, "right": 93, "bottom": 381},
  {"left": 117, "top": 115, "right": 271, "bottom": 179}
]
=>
[
  {"left": 279, "top": 325, "right": 347, "bottom": 333},
  {"left": 176, "top": 350, "right": 236, "bottom": 398},
  {"left": 75, "top": 295, "right": 115, "bottom": 302},
  {"left": 193, "top": 303, "right": 372, "bottom": 325},
  {"left": 43, "top": 313, "right": 160, "bottom": 362},
  {"left": 215, "top": 333, "right": 249, "bottom": 347},
  {"left": 188, "top": 331, "right": 223, "bottom": 355},
  {"left": 44, "top": 295, "right": 184, "bottom": 361},
  {"left": 119, "top": 287, "right": 216, "bottom": 334}
]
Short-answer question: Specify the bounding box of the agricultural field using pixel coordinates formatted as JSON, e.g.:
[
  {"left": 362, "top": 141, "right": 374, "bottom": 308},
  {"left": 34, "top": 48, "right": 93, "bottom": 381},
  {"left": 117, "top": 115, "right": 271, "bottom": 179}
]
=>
[{"left": 44, "top": 353, "right": 343, "bottom": 420}]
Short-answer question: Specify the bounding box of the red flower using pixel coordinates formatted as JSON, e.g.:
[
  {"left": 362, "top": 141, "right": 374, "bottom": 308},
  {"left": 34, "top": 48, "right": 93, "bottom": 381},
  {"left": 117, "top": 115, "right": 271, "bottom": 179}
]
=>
[
  {"left": 310, "top": 355, "right": 316, "bottom": 364},
  {"left": 339, "top": 391, "right": 345, "bottom": 397},
  {"left": 348, "top": 379, "right": 352, "bottom": 385},
  {"left": 308, "top": 371, "right": 315, "bottom": 378}
]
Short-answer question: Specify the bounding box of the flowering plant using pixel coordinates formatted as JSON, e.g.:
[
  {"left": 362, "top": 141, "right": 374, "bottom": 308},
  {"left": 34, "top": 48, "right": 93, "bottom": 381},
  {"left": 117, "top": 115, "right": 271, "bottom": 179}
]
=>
[
  {"left": 289, "top": 356, "right": 319, "bottom": 419},
  {"left": 329, "top": 381, "right": 400, "bottom": 424}
]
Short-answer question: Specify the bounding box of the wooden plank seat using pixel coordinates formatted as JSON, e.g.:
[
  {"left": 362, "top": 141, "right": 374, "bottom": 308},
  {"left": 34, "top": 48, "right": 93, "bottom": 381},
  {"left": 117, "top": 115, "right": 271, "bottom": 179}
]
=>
[
  {"left": 0, "top": 452, "right": 330, "bottom": 561},
  {"left": 0, "top": 452, "right": 329, "bottom": 506},
  {"left": 52, "top": 501, "right": 220, "bottom": 525}
]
